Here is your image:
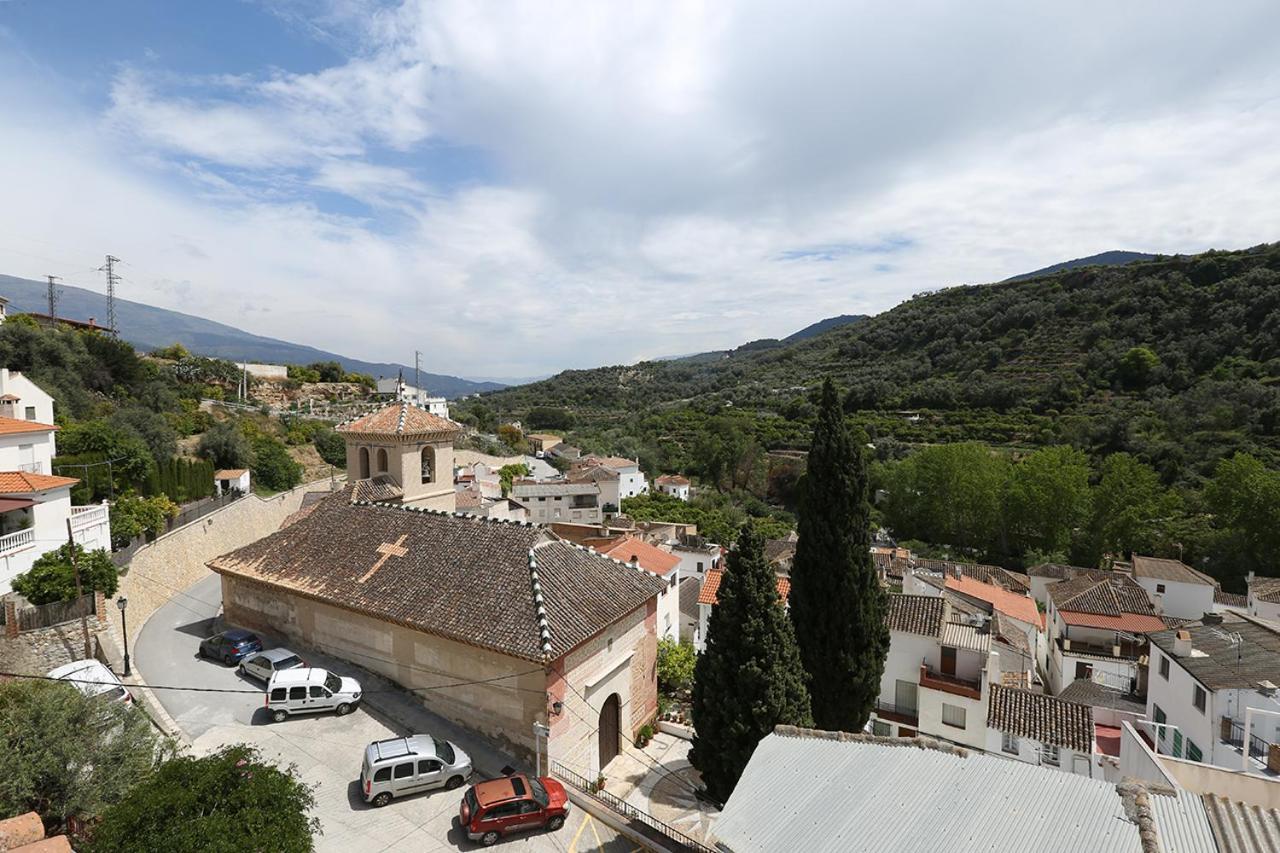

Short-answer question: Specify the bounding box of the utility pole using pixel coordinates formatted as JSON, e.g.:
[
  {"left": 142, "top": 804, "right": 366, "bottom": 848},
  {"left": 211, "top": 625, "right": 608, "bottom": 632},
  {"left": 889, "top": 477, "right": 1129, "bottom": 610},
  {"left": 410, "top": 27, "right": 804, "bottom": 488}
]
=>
[
  {"left": 414, "top": 350, "right": 422, "bottom": 406},
  {"left": 66, "top": 519, "right": 91, "bottom": 660},
  {"left": 101, "top": 255, "right": 121, "bottom": 337},
  {"left": 45, "top": 275, "right": 61, "bottom": 320}
]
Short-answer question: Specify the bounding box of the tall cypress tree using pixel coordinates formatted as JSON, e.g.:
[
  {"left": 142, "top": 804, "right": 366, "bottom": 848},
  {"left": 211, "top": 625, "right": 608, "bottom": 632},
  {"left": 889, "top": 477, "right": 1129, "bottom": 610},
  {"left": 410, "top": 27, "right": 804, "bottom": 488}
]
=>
[
  {"left": 789, "top": 377, "right": 890, "bottom": 731},
  {"left": 690, "top": 524, "right": 811, "bottom": 803}
]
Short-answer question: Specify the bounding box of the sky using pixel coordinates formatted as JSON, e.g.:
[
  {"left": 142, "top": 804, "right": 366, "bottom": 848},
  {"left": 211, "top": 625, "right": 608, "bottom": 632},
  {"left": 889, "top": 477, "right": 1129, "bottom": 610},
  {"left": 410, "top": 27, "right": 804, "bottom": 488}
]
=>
[{"left": 1, "top": 1, "right": 1279, "bottom": 382}]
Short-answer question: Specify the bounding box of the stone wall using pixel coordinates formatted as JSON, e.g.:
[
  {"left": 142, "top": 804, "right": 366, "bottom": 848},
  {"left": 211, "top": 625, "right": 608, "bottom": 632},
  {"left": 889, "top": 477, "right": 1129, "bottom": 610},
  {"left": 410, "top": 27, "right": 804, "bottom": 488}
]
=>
[{"left": 109, "top": 479, "right": 335, "bottom": 651}]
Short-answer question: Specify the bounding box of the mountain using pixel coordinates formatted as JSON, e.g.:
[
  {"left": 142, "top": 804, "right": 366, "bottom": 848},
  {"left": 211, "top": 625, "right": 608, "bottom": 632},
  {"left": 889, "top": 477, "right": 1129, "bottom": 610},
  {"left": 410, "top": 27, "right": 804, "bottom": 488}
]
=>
[
  {"left": 784, "top": 313, "right": 870, "bottom": 342},
  {"left": 0, "top": 275, "right": 504, "bottom": 398},
  {"left": 1003, "top": 250, "right": 1156, "bottom": 282},
  {"left": 470, "top": 243, "right": 1280, "bottom": 483}
]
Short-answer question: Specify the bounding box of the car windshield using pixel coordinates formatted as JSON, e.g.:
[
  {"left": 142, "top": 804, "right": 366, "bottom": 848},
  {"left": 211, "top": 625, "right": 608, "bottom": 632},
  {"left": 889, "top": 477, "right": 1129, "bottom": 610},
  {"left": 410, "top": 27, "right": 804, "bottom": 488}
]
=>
[
  {"left": 275, "top": 655, "right": 302, "bottom": 669},
  {"left": 527, "top": 776, "right": 549, "bottom": 807},
  {"left": 324, "top": 673, "right": 342, "bottom": 693},
  {"left": 102, "top": 685, "right": 128, "bottom": 701},
  {"left": 436, "top": 740, "right": 455, "bottom": 764}
]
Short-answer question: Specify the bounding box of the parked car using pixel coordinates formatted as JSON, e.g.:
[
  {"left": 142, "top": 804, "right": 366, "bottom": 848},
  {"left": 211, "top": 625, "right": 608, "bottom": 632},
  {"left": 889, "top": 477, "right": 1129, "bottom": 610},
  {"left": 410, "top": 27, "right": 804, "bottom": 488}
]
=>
[
  {"left": 198, "top": 629, "right": 262, "bottom": 665},
  {"left": 360, "top": 735, "right": 472, "bottom": 806},
  {"left": 47, "top": 659, "right": 132, "bottom": 704},
  {"left": 265, "top": 668, "right": 361, "bottom": 721},
  {"left": 459, "top": 774, "right": 570, "bottom": 846},
  {"left": 238, "top": 648, "right": 306, "bottom": 683}
]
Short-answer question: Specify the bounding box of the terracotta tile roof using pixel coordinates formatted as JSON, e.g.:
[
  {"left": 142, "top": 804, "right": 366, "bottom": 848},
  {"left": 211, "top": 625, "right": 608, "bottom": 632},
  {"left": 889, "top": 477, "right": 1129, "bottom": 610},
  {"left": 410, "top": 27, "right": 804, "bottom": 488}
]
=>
[
  {"left": 907, "top": 558, "right": 1030, "bottom": 593},
  {"left": 0, "top": 416, "right": 57, "bottom": 435},
  {"left": 0, "top": 471, "right": 79, "bottom": 492},
  {"left": 598, "top": 537, "right": 681, "bottom": 576},
  {"left": 1049, "top": 573, "right": 1155, "bottom": 618},
  {"left": 351, "top": 474, "right": 403, "bottom": 502},
  {"left": 1214, "top": 589, "right": 1248, "bottom": 608},
  {"left": 1026, "top": 563, "right": 1096, "bottom": 581},
  {"left": 1056, "top": 680, "right": 1147, "bottom": 716},
  {"left": 886, "top": 594, "right": 945, "bottom": 637},
  {"left": 336, "top": 401, "right": 461, "bottom": 437},
  {"left": 214, "top": 469, "right": 249, "bottom": 478},
  {"left": 697, "top": 569, "right": 789, "bottom": 606},
  {"left": 1058, "top": 611, "right": 1168, "bottom": 633},
  {"left": 656, "top": 474, "right": 690, "bottom": 486},
  {"left": 207, "top": 493, "right": 665, "bottom": 662},
  {"left": 945, "top": 575, "right": 1043, "bottom": 628},
  {"left": 992, "top": 611, "right": 1031, "bottom": 655},
  {"left": 567, "top": 465, "right": 619, "bottom": 484},
  {"left": 1248, "top": 576, "right": 1280, "bottom": 605},
  {"left": 987, "top": 684, "right": 1093, "bottom": 752},
  {"left": 455, "top": 488, "right": 485, "bottom": 509},
  {"left": 1131, "top": 554, "right": 1216, "bottom": 586},
  {"left": 576, "top": 455, "right": 637, "bottom": 470}
]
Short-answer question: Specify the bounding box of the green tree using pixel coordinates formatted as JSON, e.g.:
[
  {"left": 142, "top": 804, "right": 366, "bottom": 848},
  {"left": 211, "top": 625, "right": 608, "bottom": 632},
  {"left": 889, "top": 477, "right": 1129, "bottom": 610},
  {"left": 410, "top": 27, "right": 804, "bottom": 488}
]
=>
[
  {"left": 109, "top": 493, "right": 179, "bottom": 548},
  {"left": 526, "top": 406, "right": 574, "bottom": 431},
  {"left": 497, "top": 463, "right": 530, "bottom": 496},
  {"left": 311, "top": 427, "right": 347, "bottom": 467},
  {"left": 656, "top": 637, "right": 696, "bottom": 693},
  {"left": 251, "top": 435, "right": 302, "bottom": 492},
  {"left": 788, "top": 378, "right": 889, "bottom": 731},
  {"left": 690, "top": 524, "right": 811, "bottom": 803},
  {"left": 0, "top": 680, "right": 174, "bottom": 835},
  {"left": 110, "top": 406, "right": 178, "bottom": 462},
  {"left": 1004, "top": 446, "right": 1092, "bottom": 556},
  {"left": 56, "top": 420, "right": 156, "bottom": 495},
  {"left": 883, "top": 442, "right": 1011, "bottom": 557},
  {"left": 1205, "top": 453, "right": 1280, "bottom": 575},
  {"left": 308, "top": 360, "right": 345, "bottom": 383},
  {"left": 1118, "top": 346, "right": 1160, "bottom": 389},
  {"left": 197, "top": 420, "right": 254, "bottom": 470},
  {"left": 1083, "top": 453, "right": 1179, "bottom": 564},
  {"left": 12, "top": 544, "right": 118, "bottom": 604},
  {"left": 89, "top": 744, "right": 318, "bottom": 853},
  {"left": 149, "top": 343, "right": 190, "bottom": 360}
]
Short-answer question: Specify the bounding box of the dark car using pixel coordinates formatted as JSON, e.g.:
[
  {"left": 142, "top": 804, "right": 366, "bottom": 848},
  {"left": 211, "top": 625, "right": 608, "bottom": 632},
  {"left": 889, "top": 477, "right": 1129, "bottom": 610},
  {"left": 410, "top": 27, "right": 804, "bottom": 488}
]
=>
[
  {"left": 199, "top": 629, "right": 263, "bottom": 665},
  {"left": 459, "top": 774, "right": 569, "bottom": 846}
]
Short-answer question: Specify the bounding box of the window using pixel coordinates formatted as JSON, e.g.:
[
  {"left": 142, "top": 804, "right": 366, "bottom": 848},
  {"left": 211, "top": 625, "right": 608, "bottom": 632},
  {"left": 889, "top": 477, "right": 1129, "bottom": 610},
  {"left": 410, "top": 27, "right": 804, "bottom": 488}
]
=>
[
  {"left": 309, "top": 686, "right": 325, "bottom": 698},
  {"left": 289, "top": 686, "right": 306, "bottom": 701},
  {"left": 1042, "top": 744, "right": 1060, "bottom": 766},
  {"left": 697, "top": 561, "right": 704, "bottom": 571},
  {"left": 418, "top": 760, "right": 443, "bottom": 774},
  {"left": 1075, "top": 661, "right": 1093, "bottom": 680},
  {"left": 1193, "top": 685, "right": 1207, "bottom": 713},
  {"left": 420, "top": 448, "right": 434, "bottom": 484},
  {"left": 895, "top": 679, "right": 918, "bottom": 713},
  {"left": 1159, "top": 654, "right": 1169, "bottom": 680},
  {"left": 941, "top": 703, "right": 966, "bottom": 729},
  {"left": 1002, "top": 731, "right": 1019, "bottom": 755},
  {"left": 519, "top": 801, "right": 542, "bottom": 814},
  {"left": 393, "top": 762, "right": 414, "bottom": 779},
  {"left": 373, "top": 767, "right": 392, "bottom": 782},
  {"left": 1156, "top": 583, "right": 1166, "bottom": 594},
  {"left": 358, "top": 447, "right": 370, "bottom": 479},
  {"left": 1187, "top": 740, "right": 1203, "bottom": 762},
  {"left": 24, "top": 406, "right": 35, "bottom": 420},
  {"left": 376, "top": 448, "right": 389, "bottom": 473},
  {"left": 871, "top": 720, "right": 891, "bottom": 736},
  {"left": 483, "top": 803, "right": 520, "bottom": 820},
  {"left": 270, "top": 688, "right": 287, "bottom": 701}
]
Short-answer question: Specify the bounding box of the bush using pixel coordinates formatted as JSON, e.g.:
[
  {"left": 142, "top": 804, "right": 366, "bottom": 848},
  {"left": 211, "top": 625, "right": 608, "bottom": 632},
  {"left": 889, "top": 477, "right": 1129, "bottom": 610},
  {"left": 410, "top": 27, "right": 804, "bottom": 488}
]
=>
[
  {"left": 109, "top": 493, "right": 179, "bottom": 548},
  {"left": 312, "top": 427, "right": 347, "bottom": 467},
  {"left": 197, "top": 420, "right": 254, "bottom": 470},
  {"left": 251, "top": 435, "right": 302, "bottom": 492},
  {"left": 12, "top": 544, "right": 118, "bottom": 604},
  {"left": 657, "top": 637, "right": 696, "bottom": 693}
]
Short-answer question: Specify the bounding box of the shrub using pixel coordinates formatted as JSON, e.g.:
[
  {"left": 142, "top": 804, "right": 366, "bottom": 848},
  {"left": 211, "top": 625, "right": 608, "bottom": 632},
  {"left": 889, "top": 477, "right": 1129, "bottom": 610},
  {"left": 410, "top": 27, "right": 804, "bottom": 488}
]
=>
[
  {"left": 12, "top": 544, "right": 118, "bottom": 604},
  {"left": 657, "top": 638, "right": 696, "bottom": 693}
]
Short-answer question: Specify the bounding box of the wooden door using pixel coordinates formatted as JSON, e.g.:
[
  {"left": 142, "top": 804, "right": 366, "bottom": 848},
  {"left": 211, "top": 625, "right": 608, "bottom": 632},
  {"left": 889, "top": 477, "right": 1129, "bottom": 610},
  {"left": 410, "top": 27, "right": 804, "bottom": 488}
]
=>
[
  {"left": 941, "top": 647, "right": 957, "bottom": 676},
  {"left": 598, "top": 694, "right": 620, "bottom": 770}
]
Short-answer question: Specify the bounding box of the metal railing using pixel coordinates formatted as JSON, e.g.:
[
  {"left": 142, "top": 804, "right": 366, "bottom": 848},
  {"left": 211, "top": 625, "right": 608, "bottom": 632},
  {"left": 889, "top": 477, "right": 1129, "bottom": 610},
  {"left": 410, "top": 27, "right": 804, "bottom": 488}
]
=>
[
  {"left": 919, "top": 664, "right": 982, "bottom": 699},
  {"left": 1222, "top": 717, "right": 1270, "bottom": 762},
  {"left": 0, "top": 528, "right": 34, "bottom": 554},
  {"left": 550, "top": 760, "right": 714, "bottom": 853},
  {"left": 874, "top": 699, "right": 919, "bottom": 723},
  {"left": 1057, "top": 635, "right": 1145, "bottom": 660}
]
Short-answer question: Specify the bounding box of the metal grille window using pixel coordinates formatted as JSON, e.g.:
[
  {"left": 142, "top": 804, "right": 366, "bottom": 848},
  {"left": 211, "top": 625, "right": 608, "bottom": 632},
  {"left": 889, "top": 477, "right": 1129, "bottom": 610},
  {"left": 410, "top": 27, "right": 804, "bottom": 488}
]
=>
[
  {"left": 941, "top": 703, "right": 966, "bottom": 729},
  {"left": 872, "top": 720, "right": 891, "bottom": 737},
  {"left": 1001, "top": 731, "right": 1019, "bottom": 755},
  {"left": 1042, "top": 744, "right": 1060, "bottom": 766},
  {"left": 1193, "top": 685, "right": 1207, "bottom": 713}
]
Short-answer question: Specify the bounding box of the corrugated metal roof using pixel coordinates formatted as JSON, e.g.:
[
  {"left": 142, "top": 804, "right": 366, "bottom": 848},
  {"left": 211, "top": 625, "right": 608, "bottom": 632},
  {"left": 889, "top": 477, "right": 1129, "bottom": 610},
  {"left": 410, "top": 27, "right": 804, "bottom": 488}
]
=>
[
  {"left": 1148, "top": 790, "right": 1215, "bottom": 853},
  {"left": 1201, "top": 793, "right": 1280, "bottom": 852},
  {"left": 713, "top": 730, "right": 1145, "bottom": 853},
  {"left": 941, "top": 621, "right": 992, "bottom": 653}
]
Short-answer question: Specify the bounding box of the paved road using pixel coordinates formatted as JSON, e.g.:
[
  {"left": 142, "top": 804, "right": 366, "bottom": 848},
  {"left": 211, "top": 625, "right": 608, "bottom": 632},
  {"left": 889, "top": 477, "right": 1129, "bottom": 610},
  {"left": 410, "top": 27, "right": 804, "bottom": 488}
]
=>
[{"left": 135, "top": 574, "right": 643, "bottom": 853}]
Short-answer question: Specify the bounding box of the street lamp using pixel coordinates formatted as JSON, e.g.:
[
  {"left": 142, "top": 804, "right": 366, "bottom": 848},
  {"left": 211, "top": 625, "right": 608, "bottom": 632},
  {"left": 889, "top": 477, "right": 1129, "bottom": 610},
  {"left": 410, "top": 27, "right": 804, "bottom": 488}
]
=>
[{"left": 116, "top": 596, "right": 131, "bottom": 677}]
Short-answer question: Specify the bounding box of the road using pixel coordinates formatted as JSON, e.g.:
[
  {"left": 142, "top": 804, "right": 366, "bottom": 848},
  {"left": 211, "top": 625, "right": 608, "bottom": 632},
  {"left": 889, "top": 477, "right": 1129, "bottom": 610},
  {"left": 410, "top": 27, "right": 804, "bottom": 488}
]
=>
[{"left": 135, "top": 574, "right": 643, "bottom": 853}]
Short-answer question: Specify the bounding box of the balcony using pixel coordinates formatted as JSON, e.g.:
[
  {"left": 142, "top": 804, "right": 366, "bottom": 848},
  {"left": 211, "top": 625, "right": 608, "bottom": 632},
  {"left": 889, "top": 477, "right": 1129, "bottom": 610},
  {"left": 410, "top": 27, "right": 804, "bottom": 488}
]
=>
[
  {"left": 919, "top": 663, "right": 982, "bottom": 700},
  {"left": 1056, "top": 635, "right": 1145, "bottom": 661},
  {"left": 874, "top": 699, "right": 919, "bottom": 727},
  {"left": 70, "top": 504, "right": 109, "bottom": 530},
  {"left": 0, "top": 527, "right": 34, "bottom": 555}
]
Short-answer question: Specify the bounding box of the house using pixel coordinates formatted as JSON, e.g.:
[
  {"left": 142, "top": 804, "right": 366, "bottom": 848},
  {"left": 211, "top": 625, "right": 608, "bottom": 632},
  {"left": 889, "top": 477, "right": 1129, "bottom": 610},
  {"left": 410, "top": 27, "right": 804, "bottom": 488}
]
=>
[
  {"left": 1057, "top": 678, "right": 1148, "bottom": 774},
  {"left": 1026, "top": 562, "right": 1102, "bottom": 606},
  {"left": 1246, "top": 573, "right": 1280, "bottom": 622},
  {"left": 374, "top": 377, "right": 449, "bottom": 418},
  {"left": 511, "top": 479, "right": 603, "bottom": 524},
  {"left": 525, "top": 433, "right": 562, "bottom": 455},
  {"left": 454, "top": 485, "right": 528, "bottom": 523},
  {"left": 207, "top": 492, "right": 667, "bottom": 776},
  {"left": 571, "top": 455, "right": 648, "bottom": 506},
  {"left": 596, "top": 536, "right": 682, "bottom": 642},
  {"left": 213, "top": 468, "right": 250, "bottom": 496},
  {"left": 712, "top": 726, "right": 1164, "bottom": 853},
  {"left": 336, "top": 399, "right": 462, "bottom": 511},
  {"left": 1045, "top": 573, "right": 1165, "bottom": 694},
  {"left": 985, "top": 683, "right": 1097, "bottom": 777},
  {"left": 0, "top": 371, "right": 110, "bottom": 593},
  {"left": 695, "top": 567, "right": 788, "bottom": 653},
  {"left": 1144, "top": 618, "right": 1280, "bottom": 772},
  {"left": 671, "top": 535, "right": 721, "bottom": 581},
  {"left": 1123, "top": 554, "right": 1217, "bottom": 620},
  {"left": 869, "top": 594, "right": 996, "bottom": 750},
  {"left": 654, "top": 474, "right": 690, "bottom": 500},
  {"left": 548, "top": 443, "right": 581, "bottom": 462}
]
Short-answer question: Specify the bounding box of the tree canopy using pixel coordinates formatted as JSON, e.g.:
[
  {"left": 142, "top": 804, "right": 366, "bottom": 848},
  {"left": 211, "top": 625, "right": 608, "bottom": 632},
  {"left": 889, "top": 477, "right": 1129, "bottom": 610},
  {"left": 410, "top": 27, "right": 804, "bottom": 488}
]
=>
[{"left": 12, "top": 543, "right": 118, "bottom": 604}]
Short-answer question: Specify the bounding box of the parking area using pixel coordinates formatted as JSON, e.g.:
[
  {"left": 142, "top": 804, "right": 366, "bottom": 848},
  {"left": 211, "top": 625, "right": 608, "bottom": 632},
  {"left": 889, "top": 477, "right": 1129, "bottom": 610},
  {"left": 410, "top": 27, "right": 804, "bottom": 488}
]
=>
[{"left": 134, "top": 574, "right": 644, "bottom": 853}]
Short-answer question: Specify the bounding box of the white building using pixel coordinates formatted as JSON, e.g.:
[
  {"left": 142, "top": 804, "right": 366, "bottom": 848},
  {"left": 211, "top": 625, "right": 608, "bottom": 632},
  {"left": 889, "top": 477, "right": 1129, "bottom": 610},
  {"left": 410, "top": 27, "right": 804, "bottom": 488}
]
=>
[
  {"left": 0, "top": 370, "right": 110, "bottom": 593},
  {"left": 984, "top": 683, "right": 1098, "bottom": 777},
  {"left": 236, "top": 362, "right": 288, "bottom": 380},
  {"left": 1045, "top": 573, "right": 1165, "bottom": 695},
  {"left": 1125, "top": 554, "right": 1217, "bottom": 621},
  {"left": 213, "top": 468, "right": 251, "bottom": 496},
  {"left": 654, "top": 474, "right": 690, "bottom": 500},
  {"left": 1145, "top": 619, "right": 1280, "bottom": 772},
  {"left": 510, "top": 479, "right": 602, "bottom": 524},
  {"left": 572, "top": 456, "right": 647, "bottom": 510},
  {"left": 374, "top": 378, "right": 449, "bottom": 419},
  {"left": 671, "top": 537, "right": 721, "bottom": 583},
  {"left": 1246, "top": 573, "right": 1280, "bottom": 622},
  {"left": 596, "top": 537, "right": 682, "bottom": 642}
]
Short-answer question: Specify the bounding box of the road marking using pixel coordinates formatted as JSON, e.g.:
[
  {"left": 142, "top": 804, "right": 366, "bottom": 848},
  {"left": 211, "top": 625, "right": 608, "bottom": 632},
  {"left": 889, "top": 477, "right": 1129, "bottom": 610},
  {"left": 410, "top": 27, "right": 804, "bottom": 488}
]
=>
[
  {"left": 589, "top": 813, "right": 604, "bottom": 850},
  {"left": 569, "top": 813, "right": 591, "bottom": 852}
]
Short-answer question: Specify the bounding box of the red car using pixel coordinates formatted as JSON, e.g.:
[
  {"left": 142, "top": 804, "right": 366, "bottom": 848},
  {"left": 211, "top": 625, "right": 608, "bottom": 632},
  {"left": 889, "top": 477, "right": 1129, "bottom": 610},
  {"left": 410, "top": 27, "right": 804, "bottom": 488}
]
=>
[{"left": 459, "top": 773, "right": 570, "bottom": 846}]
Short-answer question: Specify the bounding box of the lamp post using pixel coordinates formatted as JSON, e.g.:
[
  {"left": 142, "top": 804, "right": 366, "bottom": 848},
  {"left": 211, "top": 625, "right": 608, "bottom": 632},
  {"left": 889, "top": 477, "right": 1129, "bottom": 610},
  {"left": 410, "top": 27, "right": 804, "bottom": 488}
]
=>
[{"left": 116, "top": 596, "right": 130, "bottom": 677}]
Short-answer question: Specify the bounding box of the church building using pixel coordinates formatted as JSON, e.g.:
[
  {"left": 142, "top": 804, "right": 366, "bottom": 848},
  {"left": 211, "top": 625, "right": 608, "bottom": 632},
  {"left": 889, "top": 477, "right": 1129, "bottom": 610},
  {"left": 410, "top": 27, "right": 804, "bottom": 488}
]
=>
[{"left": 207, "top": 398, "right": 666, "bottom": 775}]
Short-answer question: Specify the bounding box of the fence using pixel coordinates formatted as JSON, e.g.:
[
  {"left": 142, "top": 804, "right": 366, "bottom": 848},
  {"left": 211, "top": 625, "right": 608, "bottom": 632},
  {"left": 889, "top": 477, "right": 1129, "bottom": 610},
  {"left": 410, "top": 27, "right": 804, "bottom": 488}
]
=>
[
  {"left": 15, "top": 592, "right": 96, "bottom": 632},
  {"left": 1223, "top": 717, "right": 1270, "bottom": 762},
  {"left": 550, "top": 760, "right": 714, "bottom": 853}
]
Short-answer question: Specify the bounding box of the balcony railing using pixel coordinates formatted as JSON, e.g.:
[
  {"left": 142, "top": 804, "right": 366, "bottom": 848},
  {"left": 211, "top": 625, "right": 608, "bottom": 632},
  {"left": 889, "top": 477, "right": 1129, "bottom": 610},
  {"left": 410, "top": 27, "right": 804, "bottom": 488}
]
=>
[
  {"left": 1056, "top": 635, "right": 1145, "bottom": 660},
  {"left": 919, "top": 663, "right": 982, "bottom": 700},
  {"left": 0, "top": 527, "right": 34, "bottom": 555},
  {"left": 874, "top": 699, "right": 919, "bottom": 726},
  {"left": 18, "top": 462, "right": 42, "bottom": 474},
  {"left": 70, "top": 504, "right": 109, "bottom": 530},
  {"left": 1221, "top": 716, "right": 1271, "bottom": 763}
]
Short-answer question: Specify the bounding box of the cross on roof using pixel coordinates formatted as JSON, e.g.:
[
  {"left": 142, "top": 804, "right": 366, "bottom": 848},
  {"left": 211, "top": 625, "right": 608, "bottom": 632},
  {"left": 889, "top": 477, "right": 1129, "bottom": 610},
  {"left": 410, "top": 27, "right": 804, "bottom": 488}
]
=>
[{"left": 358, "top": 534, "right": 409, "bottom": 583}]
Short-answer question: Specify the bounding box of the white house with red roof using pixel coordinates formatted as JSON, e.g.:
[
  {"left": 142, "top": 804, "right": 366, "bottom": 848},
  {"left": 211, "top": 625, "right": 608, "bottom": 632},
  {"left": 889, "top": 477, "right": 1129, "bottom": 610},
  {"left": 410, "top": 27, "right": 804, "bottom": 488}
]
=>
[
  {"left": 654, "top": 474, "right": 690, "bottom": 500},
  {"left": 694, "top": 565, "right": 790, "bottom": 652},
  {"left": 596, "top": 536, "right": 682, "bottom": 642},
  {"left": 0, "top": 369, "right": 110, "bottom": 593},
  {"left": 1045, "top": 573, "right": 1166, "bottom": 694}
]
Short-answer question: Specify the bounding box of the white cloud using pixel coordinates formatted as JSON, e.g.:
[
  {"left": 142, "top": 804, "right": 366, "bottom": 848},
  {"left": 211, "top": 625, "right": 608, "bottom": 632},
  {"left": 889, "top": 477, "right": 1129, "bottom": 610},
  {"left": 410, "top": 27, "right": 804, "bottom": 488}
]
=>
[{"left": 1, "top": 1, "right": 1279, "bottom": 379}]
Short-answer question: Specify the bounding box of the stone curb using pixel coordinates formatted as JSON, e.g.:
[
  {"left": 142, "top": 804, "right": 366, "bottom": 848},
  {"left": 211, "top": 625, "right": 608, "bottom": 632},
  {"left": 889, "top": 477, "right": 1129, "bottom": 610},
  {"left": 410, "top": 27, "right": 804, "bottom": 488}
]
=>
[{"left": 560, "top": 787, "right": 672, "bottom": 853}]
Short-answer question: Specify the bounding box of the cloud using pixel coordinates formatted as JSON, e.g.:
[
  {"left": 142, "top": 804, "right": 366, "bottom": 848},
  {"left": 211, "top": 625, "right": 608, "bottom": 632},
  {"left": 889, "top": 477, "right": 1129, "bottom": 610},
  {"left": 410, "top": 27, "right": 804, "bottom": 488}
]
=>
[{"left": 1, "top": 1, "right": 1279, "bottom": 379}]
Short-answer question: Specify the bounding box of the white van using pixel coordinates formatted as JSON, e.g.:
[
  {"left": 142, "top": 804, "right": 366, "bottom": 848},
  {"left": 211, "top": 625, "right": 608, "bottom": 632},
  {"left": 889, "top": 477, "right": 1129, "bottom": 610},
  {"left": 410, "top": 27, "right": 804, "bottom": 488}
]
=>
[
  {"left": 265, "top": 668, "right": 361, "bottom": 722},
  {"left": 47, "top": 659, "right": 132, "bottom": 705}
]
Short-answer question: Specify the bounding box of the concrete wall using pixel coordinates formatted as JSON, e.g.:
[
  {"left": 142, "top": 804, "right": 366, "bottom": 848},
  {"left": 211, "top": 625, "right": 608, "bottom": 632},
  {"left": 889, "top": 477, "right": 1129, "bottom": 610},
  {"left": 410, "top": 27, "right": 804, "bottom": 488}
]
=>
[
  {"left": 0, "top": 369, "right": 54, "bottom": 425},
  {"left": 656, "top": 571, "right": 679, "bottom": 642},
  {"left": 0, "top": 431, "right": 55, "bottom": 474},
  {"left": 222, "top": 574, "right": 546, "bottom": 763},
  {"left": 1146, "top": 647, "right": 1217, "bottom": 765},
  {"left": 1134, "top": 576, "right": 1214, "bottom": 620},
  {"left": 983, "top": 727, "right": 1094, "bottom": 778},
  {"left": 1159, "top": 754, "right": 1280, "bottom": 809},
  {"left": 1118, "top": 721, "right": 1179, "bottom": 787}
]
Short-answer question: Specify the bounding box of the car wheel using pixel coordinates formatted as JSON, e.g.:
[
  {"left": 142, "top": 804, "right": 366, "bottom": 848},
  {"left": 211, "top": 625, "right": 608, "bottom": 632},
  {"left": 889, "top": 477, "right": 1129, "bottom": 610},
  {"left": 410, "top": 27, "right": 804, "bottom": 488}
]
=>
[
  {"left": 223, "top": 653, "right": 233, "bottom": 666},
  {"left": 372, "top": 792, "right": 392, "bottom": 808},
  {"left": 271, "top": 710, "right": 288, "bottom": 723},
  {"left": 445, "top": 775, "right": 464, "bottom": 790},
  {"left": 335, "top": 703, "right": 351, "bottom": 716},
  {"left": 237, "top": 664, "right": 246, "bottom": 677},
  {"left": 197, "top": 646, "right": 206, "bottom": 660},
  {"left": 480, "top": 831, "right": 500, "bottom": 847},
  {"left": 546, "top": 815, "right": 565, "bottom": 832}
]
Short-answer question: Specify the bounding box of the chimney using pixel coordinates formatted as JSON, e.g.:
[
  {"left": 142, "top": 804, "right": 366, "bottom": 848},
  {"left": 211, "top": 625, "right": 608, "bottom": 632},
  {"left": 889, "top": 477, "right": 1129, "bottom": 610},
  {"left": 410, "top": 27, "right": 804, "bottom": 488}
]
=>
[
  {"left": 1172, "top": 630, "right": 1192, "bottom": 657},
  {"left": 1258, "top": 680, "right": 1278, "bottom": 697},
  {"left": 1152, "top": 592, "right": 1164, "bottom": 615},
  {"left": 1248, "top": 571, "right": 1256, "bottom": 585}
]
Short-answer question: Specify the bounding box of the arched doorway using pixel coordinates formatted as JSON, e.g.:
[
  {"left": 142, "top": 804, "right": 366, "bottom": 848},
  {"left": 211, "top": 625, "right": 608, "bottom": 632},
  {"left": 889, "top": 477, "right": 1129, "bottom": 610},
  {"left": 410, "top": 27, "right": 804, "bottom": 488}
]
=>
[
  {"left": 358, "top": 447, "right": 370, "bottom": 479},
  {"left": 375, "top": 448, "right": 389, "bottom": 474},
  {"left": 420, "top": 447, "right": 434, "bottom": 484},
  {"left": 598, "top": 693, "right": 620, "bottom": 770}
]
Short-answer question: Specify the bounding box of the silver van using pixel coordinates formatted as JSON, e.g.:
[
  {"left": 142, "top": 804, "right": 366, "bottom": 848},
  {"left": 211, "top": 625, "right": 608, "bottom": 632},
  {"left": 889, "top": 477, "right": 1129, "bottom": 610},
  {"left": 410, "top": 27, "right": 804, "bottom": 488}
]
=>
[
  {"left": 265, "top": 668, "right": 361, "bottom": 722},
  {"left": 360, "top": 735, "right": 473, "bottom": 806}
]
